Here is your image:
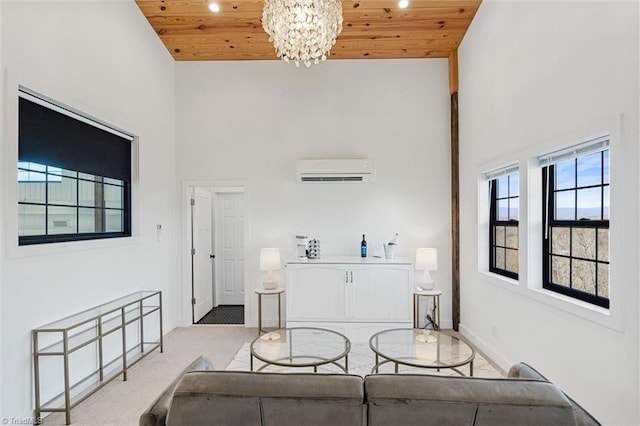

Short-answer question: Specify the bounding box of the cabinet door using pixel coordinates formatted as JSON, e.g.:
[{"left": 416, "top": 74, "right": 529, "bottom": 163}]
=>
[
  {"left": 347, "top": 265, "right": 412, "bottom": 321},
  {"left": 286, "top": 266, "right": 347, "bottom": 321}
]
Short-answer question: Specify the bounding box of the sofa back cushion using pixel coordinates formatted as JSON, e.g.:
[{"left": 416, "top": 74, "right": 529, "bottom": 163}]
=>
[
  {"left": 365, "top": 374, "right": 577, "bottom": 426},
  {"left": 166, "top": 371, "right": 364, "bottom": 426}
]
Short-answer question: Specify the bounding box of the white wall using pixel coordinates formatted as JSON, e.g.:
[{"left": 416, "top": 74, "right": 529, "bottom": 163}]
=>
[
  {"left": 0, "top": 0, "right": 4, "bottom": 420},
  {"left": 1, "top": 1, "right": 177, "bottom": 419},
  {"left": 176, "top": 59, "right": 452, "bottom": 329},
  {"left": 458, "top": 1, "right": 639, "bottom": 424}
]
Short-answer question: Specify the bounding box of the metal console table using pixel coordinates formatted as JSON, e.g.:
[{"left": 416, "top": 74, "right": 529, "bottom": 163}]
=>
[{"left": 32, "top": 291, "right": 163, "bottom": 424}]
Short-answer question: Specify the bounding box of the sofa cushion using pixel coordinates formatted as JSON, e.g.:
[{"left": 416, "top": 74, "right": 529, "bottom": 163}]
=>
[
  {"left": 166, "top": 371, "right": 364, "bottom": 426},
  {"left": 364, "top": 374, "right": 577, "bottom": 426}
]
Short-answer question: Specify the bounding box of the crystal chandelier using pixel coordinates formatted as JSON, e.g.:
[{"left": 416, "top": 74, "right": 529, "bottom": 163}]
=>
[{"left": 262, "top": 0, "right": 343, "bottom": 68}]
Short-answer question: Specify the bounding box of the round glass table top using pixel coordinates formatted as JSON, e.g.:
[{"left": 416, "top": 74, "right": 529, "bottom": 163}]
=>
[
  {"left": 251, "top": 327, "right": 351, "bottom": 368},
  {"left": 369, "top": 328, "right": 475, "bottom": 370}
]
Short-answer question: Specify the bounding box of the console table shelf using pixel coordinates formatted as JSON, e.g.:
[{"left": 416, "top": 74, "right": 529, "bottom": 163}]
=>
[{"left": 32, "top": 291, "right": 163, "bottom": 424}]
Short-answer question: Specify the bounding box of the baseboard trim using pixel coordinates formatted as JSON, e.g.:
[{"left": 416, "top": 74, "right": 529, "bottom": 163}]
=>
[{"left": 459, "top": 323, "right": 512, "bottom": 373}]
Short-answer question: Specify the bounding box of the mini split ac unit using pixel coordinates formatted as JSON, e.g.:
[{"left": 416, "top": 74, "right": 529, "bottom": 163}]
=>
[{"left": 296, "top": 159, "right": 375, "bottom": 183}]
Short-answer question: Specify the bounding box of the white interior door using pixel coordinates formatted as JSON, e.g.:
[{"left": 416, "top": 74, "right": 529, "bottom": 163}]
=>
[
  {"left": 216, "top": 192, "right": 245, "bottom": 305},
  {"left": 192, "top": 187, "right": 214, "bottom": 322}
]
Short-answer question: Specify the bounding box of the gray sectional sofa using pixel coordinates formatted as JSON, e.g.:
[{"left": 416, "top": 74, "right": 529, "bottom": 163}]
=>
[{"left": 140, "top": 356, "right": 600, "bottom": 426}]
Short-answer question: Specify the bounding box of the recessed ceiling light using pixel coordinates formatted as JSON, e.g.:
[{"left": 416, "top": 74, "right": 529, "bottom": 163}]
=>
[
  {"left": 208, "top": 2, "right": 220, "bottom": 13},
  {"left": 398, "top": 0, "right": 409, "bottom": 8}
]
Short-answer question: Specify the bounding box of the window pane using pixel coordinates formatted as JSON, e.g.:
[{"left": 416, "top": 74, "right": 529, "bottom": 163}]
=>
[
  {"left": 48, "top": 206, "right": 77, "bottom": 234},
  {"left": 497, "top": 199, "right": 509, "bottom": 221},
  {"left": 105, "top": 210, "right": 123, "bottom": 232},
  {"left": 551, "top": 256, "right": 570, "bottom": 287},
  {"left": 18, "top": 204, "right": 46, "bottom": 236},
  {"left": 572, "top": 228, "right": 596, "bottom": 260},
  {"left": 597, "top": 263, "right": 609, "bottom": 298},
  {"left": 18, "top": 161, "right": 46, "bottom": 173},
  {"left": 497, "top": 176, "right": 508, "bottom": 198},
  {"left": 57, "top": 167, "right": 78, "bottom": 178},
  {"left": 79, "top": 208, "right": 98, "bottom": 233},
  {"left": 18, "top": 181, "right": 46, "bottom": 204},
  {"left": 495, "top": 247, "right": 505, "bottom": 269},
  {"left": 494, "top": 226, "right": 505, "bottom": 247},
  {"left": 551, "top": 227, "right": 570, "bottom": 256},
  {"left": 104, "top": 177, "right": 124, "bottom": 186},
  {"left": 505, "top": 226, "right": 518, "bottom": 249},
  {"left": 78, "top": 180, "right": 96, "bottom": 207},
  {"left": 18, "top": 162, "right": 47, "bottom": 182},
  {"left": 577, "top": 187, "right": 601, "bottom": 220},
  {"left": 603, "top": 150, "right": 609, "bottom": 184},
  {"left": 597, "top": 229, "right": 609, "bottom": 262},
  {"left": 571, "top": 259, "right": 596, "bottom": 295},
  {"left": 79, "top": 172, "right": 99, "bottom": 182},
  {"left": 577, "top": 152, "right": 602, "bottom": 187},
  {"left": 555, "top": 159, "right": 575, "bottom": 190},
  {"left": 555, "top": 191, "right": 575, "bottom": 220},
  {"left": 508, "top": 174, "right": 519, "bottom": 197},
  {"left": 603, "top": 186, "right": 609, "bottom": 220},
  {"left": 509, "top": 196, "right": 519, "bottom": 220},
  {"left": 48, "top": 176, "right": 77, "bottom": 207},
  {"left": 506, "top": 249, "right": 518, "bottom": 273},
  {"left": 104, "top": 184, "right": 123, "bottom": 209}
]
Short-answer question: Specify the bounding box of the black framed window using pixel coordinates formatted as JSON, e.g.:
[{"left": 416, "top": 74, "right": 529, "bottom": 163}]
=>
[
  {"left": 542, "top": 148, "right": 609, "bottom": 308},
  {"left": 18, "top": 91, "right": 132, "bottom": 245},
  {"left": 489, "top": 172, "right": 519, "bottom": 279}
]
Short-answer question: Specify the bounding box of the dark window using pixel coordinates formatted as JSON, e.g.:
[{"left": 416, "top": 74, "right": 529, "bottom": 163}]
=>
[
  {"left": 542, "top": 149, "right": 609, "bottom": 308},
  {"left": 18, "top": 93, "right": 132, "bottom": 245},
  {"left": 489, "top": 173, "right": 519, "bottom": 279}
]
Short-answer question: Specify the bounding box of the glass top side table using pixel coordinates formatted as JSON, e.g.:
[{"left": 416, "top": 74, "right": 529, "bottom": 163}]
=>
[
  {"left": 250, "top": 327, "right": 351, "bottom": 373},
  {"left": 369, "top": 328, "right": 475, "bottom": 376}
]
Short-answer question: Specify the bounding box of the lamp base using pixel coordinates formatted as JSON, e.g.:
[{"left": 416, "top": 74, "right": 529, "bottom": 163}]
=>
[
  {"left": 263, "top": 280, "right": 278, "bottom": 290},
  {"left": 415, "top": 280, "right": 435, "bottom": 291}
]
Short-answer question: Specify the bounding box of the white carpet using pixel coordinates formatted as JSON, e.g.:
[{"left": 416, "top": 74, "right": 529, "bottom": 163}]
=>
[{"left": 226, "top": 341, "right": 504, "bottom": 378}]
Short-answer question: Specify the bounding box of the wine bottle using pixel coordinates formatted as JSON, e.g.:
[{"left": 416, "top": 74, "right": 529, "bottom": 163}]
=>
[{"left": 361, "top": 234, "right": 367, "bottom": 258}]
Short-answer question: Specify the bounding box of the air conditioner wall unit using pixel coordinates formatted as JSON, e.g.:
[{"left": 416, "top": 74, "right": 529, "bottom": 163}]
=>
[{"left": 296, "top": 159, "right": 375, "bottom": 183}]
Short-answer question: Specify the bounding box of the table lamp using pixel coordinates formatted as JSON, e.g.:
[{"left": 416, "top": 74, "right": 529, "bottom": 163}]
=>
[
  {"left": 260, "top": 248, "right": 281, "bottom": 290},
  {"left": 415, "top": 248, "right": 438, "bottom": 290}
]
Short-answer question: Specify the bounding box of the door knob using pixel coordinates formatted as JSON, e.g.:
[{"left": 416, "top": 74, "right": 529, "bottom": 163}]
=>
[{"left": 210, "top": 254, "right": 215, "bottom": 259}]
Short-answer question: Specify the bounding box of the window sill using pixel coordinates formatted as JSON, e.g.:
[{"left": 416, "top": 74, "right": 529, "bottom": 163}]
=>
[
  {"left": 6, "top": 235, "right": 143, "bottom": 259},
  {"left": 478, "top": 270, "right": 520, "bottom": 289},
  {"left": 476, "top": 270, "right": 621, "bottom": 331}
]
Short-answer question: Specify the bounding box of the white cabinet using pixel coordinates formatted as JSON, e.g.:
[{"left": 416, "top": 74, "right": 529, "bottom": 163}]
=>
[
  {"left": 346, "top": 265, "right": 412, "bottom": 321},
  {"left": 285, "top": 257, "right": 413, "bottom": 339}
]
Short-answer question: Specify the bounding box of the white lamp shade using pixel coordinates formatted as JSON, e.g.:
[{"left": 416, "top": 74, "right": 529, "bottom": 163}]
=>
[
  {"left": 260, "top": 248, "right": 281, "bottom": 271},
  {"left": 415, "top": 248, "right": 438, "bottom": 271}
]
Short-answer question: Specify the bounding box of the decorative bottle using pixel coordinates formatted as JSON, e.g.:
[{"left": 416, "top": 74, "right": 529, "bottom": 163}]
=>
[{"left": 361, "top": 234, "right": 367, "bottom": 258}]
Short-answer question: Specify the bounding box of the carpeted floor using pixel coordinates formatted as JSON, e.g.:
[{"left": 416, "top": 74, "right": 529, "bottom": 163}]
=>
[{"left": 196, "top": 305, "right": 244, "bottom": 324}]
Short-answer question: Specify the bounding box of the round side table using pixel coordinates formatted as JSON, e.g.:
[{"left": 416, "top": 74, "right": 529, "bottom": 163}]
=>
[
  {"left": 413, "top": 288, "right": 442, "bottom": 330},
  {"left": 255, "top": 287, "right": 284, "bottom": 336}
]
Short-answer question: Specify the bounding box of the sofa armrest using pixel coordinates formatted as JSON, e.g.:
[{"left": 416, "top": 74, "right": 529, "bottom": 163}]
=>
[
  {"left": 139, "top": 356, "right": 214, "bottom": 426},
  {"left": 507, "top": 362, "right": 549, "bottom": 381},
  {"left": 508, "top": 362, "right": 601, "bottom": 425}
]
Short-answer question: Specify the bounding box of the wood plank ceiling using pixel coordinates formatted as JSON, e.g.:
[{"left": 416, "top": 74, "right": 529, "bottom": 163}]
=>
[{"left": 135, "top": 0, "right": 482, "bottom": 61}]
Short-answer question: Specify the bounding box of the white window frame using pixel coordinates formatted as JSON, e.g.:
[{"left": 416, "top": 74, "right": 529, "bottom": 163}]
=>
[{"left": 476, "top": 116, "right": 623, "bottom": 331}]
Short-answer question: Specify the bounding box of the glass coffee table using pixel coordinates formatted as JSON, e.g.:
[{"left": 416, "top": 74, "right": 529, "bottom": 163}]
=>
[
  {"left": 369, "top": 328, "right": 475, "bottom": 376},
  {"left": 250, "top": 327, "right": 351, "bottom": 373}
]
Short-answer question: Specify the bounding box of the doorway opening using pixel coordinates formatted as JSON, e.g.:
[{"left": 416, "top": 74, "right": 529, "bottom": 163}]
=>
[{"left": 189, "top": 185, "right": 246, "bottom": 325}]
